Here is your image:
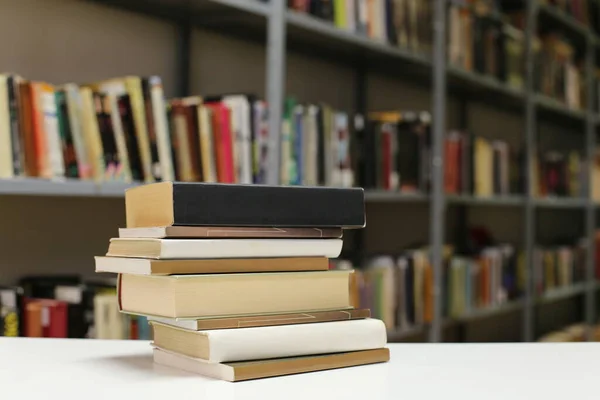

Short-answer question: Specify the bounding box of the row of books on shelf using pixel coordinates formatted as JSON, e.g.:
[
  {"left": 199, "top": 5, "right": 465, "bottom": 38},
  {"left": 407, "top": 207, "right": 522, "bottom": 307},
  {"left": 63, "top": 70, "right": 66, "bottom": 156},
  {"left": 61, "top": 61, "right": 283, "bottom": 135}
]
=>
[
  {"left": 287, "top": 0, "right": 432, "bottom": 54},
  {"left": 0, "top": 275, "right": 149, "bottom": 339},
  {"left": 0, "top": 73, "right": 353, "bottom": 187},
  {"left": 333, "top": 230, "right": 600, "bottom": 332},
  {"left": 449, "top": 2, "right": 592, "bottom": 111},
  {"left": 2, "top": 73, "right": 600, "bottom": 203},
  {"left": 287, "top": 0, "right": 599, "bottom": 112},
  {"left": 366, "top": 111, "right": 600, "bottom": 200}
]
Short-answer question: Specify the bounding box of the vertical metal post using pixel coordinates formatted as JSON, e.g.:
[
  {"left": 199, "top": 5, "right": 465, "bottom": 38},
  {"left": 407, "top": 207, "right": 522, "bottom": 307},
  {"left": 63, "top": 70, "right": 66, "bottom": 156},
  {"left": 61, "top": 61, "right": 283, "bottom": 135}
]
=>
[
  {"left": 265, "top": 2, "right": 286, "bottom": 185},
  {"left": 585, "top": 33, "right": 596, "bottom": 341},
  {"left": 522, "top": 0, "right": 537, "bottom": 342},
  {"left": 429, "top": 0, "right": 447, "bottom": 343},
  {"left": 175, "top": 20, "right": 192, "bottom": 98}
]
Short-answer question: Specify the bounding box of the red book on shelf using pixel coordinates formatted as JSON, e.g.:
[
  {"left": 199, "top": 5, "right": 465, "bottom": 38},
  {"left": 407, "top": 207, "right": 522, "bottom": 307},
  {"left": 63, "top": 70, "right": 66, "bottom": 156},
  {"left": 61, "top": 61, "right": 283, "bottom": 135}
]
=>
[
  {"left": 206, "top": 102, "right": 235, "bottom": 183},
  {"left": 24, "top": 298, "right": 68, "bottom": 338},
  {"left": 381, "top": 128, "right": 392, "bottom": 190}
]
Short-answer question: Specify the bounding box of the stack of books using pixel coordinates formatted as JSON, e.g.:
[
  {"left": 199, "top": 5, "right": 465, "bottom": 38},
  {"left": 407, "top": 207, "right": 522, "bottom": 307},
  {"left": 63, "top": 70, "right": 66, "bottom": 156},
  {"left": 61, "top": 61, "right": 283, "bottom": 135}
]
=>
[{"left": 95, "top": 181, "right": 389, "bottom": 381}]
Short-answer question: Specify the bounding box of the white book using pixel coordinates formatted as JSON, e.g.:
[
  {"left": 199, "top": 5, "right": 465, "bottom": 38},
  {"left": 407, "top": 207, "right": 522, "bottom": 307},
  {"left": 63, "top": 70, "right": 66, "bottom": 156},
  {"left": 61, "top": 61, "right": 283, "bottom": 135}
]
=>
[
  {"left": 106, "top": 238, "right": 343, "bottom": 259},
  {"left": 40, "top": 89, "right": 65, "bottom": 179},
  {"left": 223, "top": 96, "right": 252, "bottom": 184},
  {"left": 151, "top": 318, "right": 387, "bottom": 363},
  {"left": 149, "top": 76, "right": 175, "bottom": 182}
]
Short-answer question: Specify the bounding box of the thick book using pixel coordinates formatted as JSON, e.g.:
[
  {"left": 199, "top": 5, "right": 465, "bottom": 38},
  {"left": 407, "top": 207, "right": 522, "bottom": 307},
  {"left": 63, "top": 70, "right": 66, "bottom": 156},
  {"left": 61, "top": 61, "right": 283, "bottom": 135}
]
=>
[
  {"left": 118, "top": 270, "right": 352, "bottom": 318},
  {"left": 153, "top": 347, "right": 390, "bottom": 382},
  {"left": 106, "top": 238, "right": 343, "bottom": 259},
  {"left": 95, "top": 256, "right": 328, "bottom": 275},
  {"left": 151, "top": 318, "right": 386, "bottom": 363},
  {"left": 118, "top": 226, "right": 343, "bottom": 239},
  {"left": 147, "top": 309, "right": 370, "bottom": 330},
  {"left": 124, "top": 181, "right": 365, "bottom": 228}
]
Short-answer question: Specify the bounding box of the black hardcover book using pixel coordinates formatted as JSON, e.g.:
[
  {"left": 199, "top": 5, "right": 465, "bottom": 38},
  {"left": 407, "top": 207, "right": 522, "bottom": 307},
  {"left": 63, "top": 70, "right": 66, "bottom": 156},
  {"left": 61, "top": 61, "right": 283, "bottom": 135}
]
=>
[
  {"left": 118, "top": 95, "right": 144, "bottom": 181},
  {"left": 316, "top": 106, "right": 326, "bottom": 186},
  {"left": 396, "top": 113, "right": 422, "bottom": 192},
  {"left": 0, "top": 286, "right": 22, "bottom": 337},
  {"left": 7, "top": 76, "right": 23, "bottom": 176},
  {"left": 126, "top": 181, "right": 366, "bottom": 228},
  {"left": 94, "top": 93, "right": 120, "bottom": 179},
  {"left": 311, "top": 0, "right": 334, "bottom": 21},
  {"left": 141, "top": 78, "right": 162, "bottom": 181},
  {"left": 385, "top": 0, "right": 398, "bottom": 45}
]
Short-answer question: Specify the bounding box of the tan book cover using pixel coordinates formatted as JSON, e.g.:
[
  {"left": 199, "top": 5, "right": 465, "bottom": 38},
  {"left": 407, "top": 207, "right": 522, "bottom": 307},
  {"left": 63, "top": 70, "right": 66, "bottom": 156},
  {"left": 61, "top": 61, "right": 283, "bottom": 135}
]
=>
[
  {"left": 118, "top": 226, "right": 343, "bottom": 239},
  {"left": 153, "top": 347, "right": 390, "bottom": 382},
  {"left": 148, "top": 309, "right": 370, "bottom": 330},
  {"left": 117, "top": 270, "right": 352, "bottom": 318},
  {"left": 95, "top": 256, "right": 328, "bottom": 275}
]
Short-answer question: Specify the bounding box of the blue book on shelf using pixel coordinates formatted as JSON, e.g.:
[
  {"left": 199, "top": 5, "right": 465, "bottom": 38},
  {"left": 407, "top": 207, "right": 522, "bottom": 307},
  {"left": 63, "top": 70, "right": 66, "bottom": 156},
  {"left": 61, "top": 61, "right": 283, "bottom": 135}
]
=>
[{"left": 137, "top": 316, "right": 151, "bottom": 340}]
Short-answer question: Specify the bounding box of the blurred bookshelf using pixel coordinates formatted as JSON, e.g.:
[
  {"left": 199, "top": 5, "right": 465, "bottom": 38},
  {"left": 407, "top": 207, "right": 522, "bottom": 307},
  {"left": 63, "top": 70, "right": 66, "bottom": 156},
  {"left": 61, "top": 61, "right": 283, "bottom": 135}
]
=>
[{"left": 2, "top": 0, "right": 600, "bottom": 342}]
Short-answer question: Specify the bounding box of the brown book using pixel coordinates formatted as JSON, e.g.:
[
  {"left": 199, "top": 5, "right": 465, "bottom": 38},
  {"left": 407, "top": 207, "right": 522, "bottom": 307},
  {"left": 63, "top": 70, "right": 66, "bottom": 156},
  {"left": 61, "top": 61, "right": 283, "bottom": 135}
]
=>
[
  {"left": 95, "top": 256, "right": 328, "bottom": 275},
  {"left": 153, "top": 347, "right": 390, "bottom": 382},
  {"left": 147, "top": 309, "right": 370, "bottom": 330},
  {"left": 118, "top": 270, "right": 352, "bottom": 318},
  {"left": 118, "top": 226, "right": 343, "bottom": 239},
  {"left": 25, "top": 301, "right": 42, "bottom": 337}
]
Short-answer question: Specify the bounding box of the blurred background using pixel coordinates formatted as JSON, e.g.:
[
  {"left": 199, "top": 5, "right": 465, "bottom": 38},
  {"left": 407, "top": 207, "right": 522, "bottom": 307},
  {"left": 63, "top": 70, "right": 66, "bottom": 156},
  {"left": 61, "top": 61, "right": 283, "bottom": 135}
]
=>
[{"left": 1, "top": 0, "right": 599, "bottom": 343}]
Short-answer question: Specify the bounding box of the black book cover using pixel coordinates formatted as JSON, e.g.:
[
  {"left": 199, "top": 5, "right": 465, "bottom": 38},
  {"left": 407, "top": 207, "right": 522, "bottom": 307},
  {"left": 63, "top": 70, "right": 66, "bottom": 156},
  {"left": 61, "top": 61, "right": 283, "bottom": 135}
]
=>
[
  {"left": 492, "top": 144, "right": 501, "bottom": 195},
  {"left": 94, "top": 93, "right": 120, "bottom": 179},
  {"left": 148, "top": 182, "right": 366, "bottom": 228},
  {"left": 473, "top": 16, "right": 486, "bottom": 74},
  {"left": 316, "top": 106, "right": 326, "bottom": 185},
  {"left": 385, "top": 0, "right": 398, "bottom": 45},
  {"left": 141, "top": 77, "right": 161, "bottom": 181},
  {"left": 396, "top": 115, "right": 421, "bottom": 192},
  {"left": 7, "top": 76, "right": 23, "bottom": 176},
  {"left": 55, "top": 90, "right": 79, "bottom": 178},
  {"left": 19, "top": 275, "right": 80, "bottom": 299},
  {"left": 118, "top": 95, "right": 144, "bottom": 181},
  {"left": 357, "top": 118, "right": 376, "bottom": 189},
  {"left": 311, "top": 0, "right": 334, "bottom": 21}
]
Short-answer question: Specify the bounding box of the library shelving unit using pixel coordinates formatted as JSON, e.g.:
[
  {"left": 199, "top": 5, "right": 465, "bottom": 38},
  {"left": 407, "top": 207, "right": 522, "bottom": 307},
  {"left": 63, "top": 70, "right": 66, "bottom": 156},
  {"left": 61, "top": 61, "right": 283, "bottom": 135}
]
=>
[{"left": 2, "top": 0, "right": 599, "bottom": 342}]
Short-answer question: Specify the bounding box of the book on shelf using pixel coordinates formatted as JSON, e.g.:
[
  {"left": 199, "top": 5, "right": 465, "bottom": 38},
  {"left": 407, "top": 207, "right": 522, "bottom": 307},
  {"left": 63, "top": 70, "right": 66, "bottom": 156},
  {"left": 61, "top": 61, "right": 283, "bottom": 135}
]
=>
[
  {"left": 0, "top": 72, "right": 358, "bottom": 188},
  {"left": 287, "top": 0, "right": 433, "bottom": 54},
  {"left": 0, "top": 275, "right": 150, "bottom": 340}
]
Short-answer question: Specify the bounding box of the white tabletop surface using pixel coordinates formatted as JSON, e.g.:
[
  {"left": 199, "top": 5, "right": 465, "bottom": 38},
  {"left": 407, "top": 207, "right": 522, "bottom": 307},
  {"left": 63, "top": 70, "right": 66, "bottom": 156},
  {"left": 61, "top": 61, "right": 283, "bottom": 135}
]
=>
[{"left": 0, "top": 338, "right": 599, "bottom": 400}]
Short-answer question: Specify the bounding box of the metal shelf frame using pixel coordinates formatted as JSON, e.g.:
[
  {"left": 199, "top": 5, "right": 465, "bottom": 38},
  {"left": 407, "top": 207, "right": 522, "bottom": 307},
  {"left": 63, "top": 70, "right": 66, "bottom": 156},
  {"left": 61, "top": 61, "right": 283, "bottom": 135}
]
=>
[{"left": 1, "top": 0, "right": 598, "bottom": 341}]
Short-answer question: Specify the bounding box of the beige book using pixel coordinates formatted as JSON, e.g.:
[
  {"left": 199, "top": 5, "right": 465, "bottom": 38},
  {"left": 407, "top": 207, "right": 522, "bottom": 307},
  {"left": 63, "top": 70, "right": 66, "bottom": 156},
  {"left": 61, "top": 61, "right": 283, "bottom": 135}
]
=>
[
  {"left": 118, "top": 270, "right": 352, "bottom": 318},
  {"left": 0, "top": 75, "right": 12, "bottom": 178},
  {"left": 107, "top": 93, "right": 132, "bottom": 182},
  {"left": 147, "top": 309, "right": 370, "bottom": 330},
  {"left": 95, "top": 256, "right": 328, "bottom": 275},
  {"left": 118, "top": 225, "right": 343, "bottom": 239},
  {"left": 150, "top": 318, "right": 387, "bottom": 363},
  {"left": 197, "top": 105, "right": 216, "bottom": 183},
  {"left": 153, "top": 347, "right": 390, "bottom": 382},
  {"left": 79, "top": 87, "right": 105, "bottom": 182}
]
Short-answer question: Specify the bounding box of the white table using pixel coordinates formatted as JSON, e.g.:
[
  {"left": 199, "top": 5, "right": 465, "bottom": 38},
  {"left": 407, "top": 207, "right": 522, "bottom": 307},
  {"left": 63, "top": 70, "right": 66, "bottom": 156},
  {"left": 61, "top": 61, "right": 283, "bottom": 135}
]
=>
[{"left": 0, "top": 338, "right": 598, "bottom": 400}]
